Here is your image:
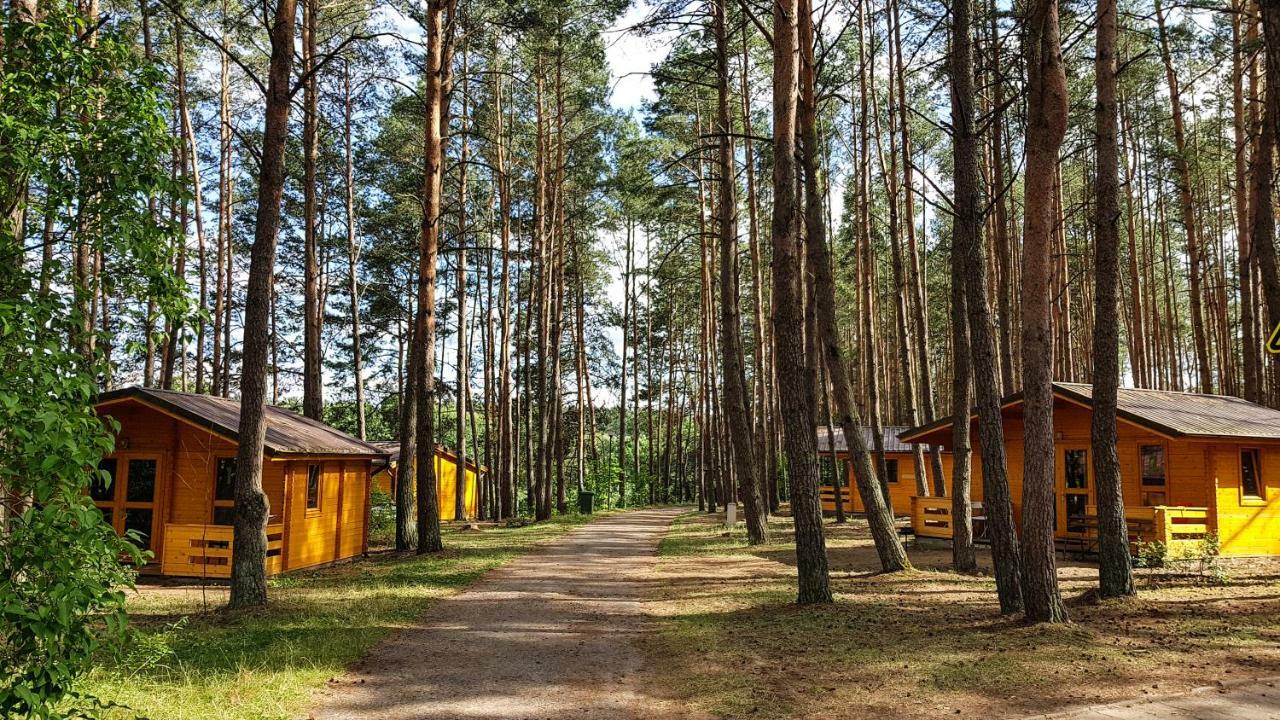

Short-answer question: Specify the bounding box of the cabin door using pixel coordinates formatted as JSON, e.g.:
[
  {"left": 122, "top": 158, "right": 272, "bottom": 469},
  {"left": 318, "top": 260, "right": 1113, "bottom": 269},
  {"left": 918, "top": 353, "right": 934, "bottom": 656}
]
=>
[
  {"left": 1057, "top": 447, "right": 1093, "bottom": 537},
  {"left": 91, "top": 455, "right": 163, "bottom": 561}
]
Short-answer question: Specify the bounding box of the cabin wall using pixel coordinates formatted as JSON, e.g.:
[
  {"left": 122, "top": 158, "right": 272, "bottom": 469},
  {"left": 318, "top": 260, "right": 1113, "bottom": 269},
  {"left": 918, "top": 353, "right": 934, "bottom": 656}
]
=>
[
  {"left": 958, "top": 399, "right": 1209, "bottom": 538},
  {"left": 1208, "top": 443, "right": 1280, "bottom": 556},
  {"left": 100, "top": 398, "right": 371, "bottom": 576},
  {"left": 823, "top": 452, "right": 952, "bottom": 516},
  {"left": 372, "top": 453, "right": 479, "bottom": 521}
]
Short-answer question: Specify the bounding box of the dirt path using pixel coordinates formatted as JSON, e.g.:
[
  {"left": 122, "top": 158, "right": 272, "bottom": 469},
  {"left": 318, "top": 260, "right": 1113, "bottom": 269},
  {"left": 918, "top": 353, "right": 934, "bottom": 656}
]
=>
[{"left": 309, "top": 507, "right": 693, "bottom": 720}]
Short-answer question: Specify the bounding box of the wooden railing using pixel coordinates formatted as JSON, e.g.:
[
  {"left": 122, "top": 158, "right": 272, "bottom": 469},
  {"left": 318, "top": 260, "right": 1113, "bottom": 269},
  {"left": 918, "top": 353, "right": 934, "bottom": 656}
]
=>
[
  {"left": 819, "top": 485, "right": 856, "bottom": 513},
  {"left": 161, "top": 523, "right": 284, "bottom": 578},
  {"left": 910, "top": 496, "right": 983, "bottom": 539},
  {"left": 1083, "top": 505, "right": 1208, "bottom": 549}
]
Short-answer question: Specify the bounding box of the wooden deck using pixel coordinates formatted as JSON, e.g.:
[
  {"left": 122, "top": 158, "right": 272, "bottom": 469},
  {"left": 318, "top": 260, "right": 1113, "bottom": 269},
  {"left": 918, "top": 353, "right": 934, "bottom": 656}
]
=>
[
  {"left": 909, "top": 496, "right": 1209, "bottom": 556},
  {"left": 160, "top": 523, "right": 285, "bottom": 578}
]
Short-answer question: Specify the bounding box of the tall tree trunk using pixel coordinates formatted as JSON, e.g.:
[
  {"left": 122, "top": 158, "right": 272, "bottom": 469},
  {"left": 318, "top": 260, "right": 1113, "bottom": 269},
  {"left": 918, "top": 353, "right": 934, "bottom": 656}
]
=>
[
  {"left": 778, "top": 0, "right": 834, "bottom": 604},
  {"left": 1235, "top": 2, "right": 1260, "bottom": 402},
  {"left": 301, "top": 0, "right": 323, "bottom": 420},
  {"left": 455, "top": 42, "right": 470, "bottom": 522},
  {"left": 620, "top": 219, "right": 633, "bottom": 507},
  {"left": 739, "top": 28, "right": 773, "bottom": 516},
  {"left": 1256, "top": 0, "right": 1280, "bottom": 399},
  {"left": 494, "top": 50, "right": 515, "bottom": 519},
  {"left": 1091, "top": 0, "right": 1135, "bottom": 599},
  {"left": 230, "top": 0, "right": 297, "bottom": 609},
  {"left": 174, "top": 19, "right": 209, "bottom": 395},
  {"left": 413, "top": 0, "right": 455, "bottom": 553},
  {"left": 951, "top": 0, "right": 1025, "bottom": 613},
  {"left": 1153, "top": 0, "right": 1212, "bottom": 394},
  {"left": 396, "top": 317, "right": 419, "bottom": 549},
  {"left": 714, "top": 0, "right": 767, "bottom": 544},
  {"left": 1020, "top": 0, "right": 1070, "bottom": 624},
  {"left": 345, "top": 64, "right": 366, "bottom": 439},
  {"left": 805, "top": 0, "right": 907, "bottom": 569}
]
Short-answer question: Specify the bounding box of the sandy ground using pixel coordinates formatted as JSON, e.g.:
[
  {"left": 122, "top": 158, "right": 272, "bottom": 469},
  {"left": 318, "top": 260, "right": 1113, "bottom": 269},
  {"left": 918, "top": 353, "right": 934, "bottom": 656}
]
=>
[
  {"left": 1034, "top": 678, "right": 1280, "bottom": 719},
  {"left": 644, "top": 512, "right": 1280, "bottom": 720},
  {"left": 307, "top": 506, "right": 697, "bottom": 720}
]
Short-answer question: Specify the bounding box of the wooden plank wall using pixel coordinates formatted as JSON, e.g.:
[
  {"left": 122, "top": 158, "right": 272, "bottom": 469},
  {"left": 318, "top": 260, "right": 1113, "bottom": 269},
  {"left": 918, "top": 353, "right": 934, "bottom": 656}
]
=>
[
  {"left": 103, "top": 399, "right": 369, "bottom": 576},
  {"left": 1210, "top": 443, "right": 1280, "bottom": 556},
  {"left": 822, "top": 452, "right": 954, "bottom": 515},
  {"left": 956, "top": 400, "right": 1211, "bottom": 538}
]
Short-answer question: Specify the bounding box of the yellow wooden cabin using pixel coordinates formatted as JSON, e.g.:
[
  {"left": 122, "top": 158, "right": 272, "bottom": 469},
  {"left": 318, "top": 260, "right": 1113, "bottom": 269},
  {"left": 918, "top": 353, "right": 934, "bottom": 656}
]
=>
[
  {"left": 369, "top": 441, "right": 480, "bottom": 522},
  {"left": 900, "top": 383, "right": 1280, "bottom": 557},
  {"left": 93, "top": 387, "right": 388, "bottom": 578},
  {"left": 817, "top": 426, "right": 952, "bottom": 516}
]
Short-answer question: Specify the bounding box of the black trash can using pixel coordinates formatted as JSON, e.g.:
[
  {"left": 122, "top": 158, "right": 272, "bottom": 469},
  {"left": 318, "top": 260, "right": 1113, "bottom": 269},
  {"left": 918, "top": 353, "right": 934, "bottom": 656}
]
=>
[{"left": 578, "top": 491, "right": 595, "bottom": 514}]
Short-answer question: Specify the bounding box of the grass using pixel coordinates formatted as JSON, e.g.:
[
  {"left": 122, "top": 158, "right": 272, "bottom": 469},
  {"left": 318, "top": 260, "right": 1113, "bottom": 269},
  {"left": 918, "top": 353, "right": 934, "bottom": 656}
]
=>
[
  {"left": 645, "top": 511, "right": 1280, "bottom": 719},
  {"left": 87, "top": 513, "right": 606, "bottom": 720}
]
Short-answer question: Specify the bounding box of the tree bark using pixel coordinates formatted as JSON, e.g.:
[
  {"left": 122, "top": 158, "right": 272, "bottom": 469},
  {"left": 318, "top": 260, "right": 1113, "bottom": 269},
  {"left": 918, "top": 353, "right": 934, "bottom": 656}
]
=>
[
  {"left": 778, "top": 0, "right": 834, "bottom": 603},
  {"left": 301, "top": 0, "right": 323, "bottom": 420},
  {"left": 714, "top": 0, "right": 768, "bottom": 545},
  {"left": 230, "top": 0, "right": 296, "bottom": 609},
  {"left": 1153, "top": 0, "right": 1212, "bottom": 395},
  {"left": 1020, "top": 0, "right": 1070, "bottom": 624},
  {"left": 344, "top": 64, "right": 366, "bottom": 439},
  {"left": 1256, "top": 0, "right": 1280, "bottom": 395},
  {"left": 413, "top": 0, "right": 455, "bottom": 553},
  {"left": 1091, "top": 0, "right": 1136, "bottom": 599}
]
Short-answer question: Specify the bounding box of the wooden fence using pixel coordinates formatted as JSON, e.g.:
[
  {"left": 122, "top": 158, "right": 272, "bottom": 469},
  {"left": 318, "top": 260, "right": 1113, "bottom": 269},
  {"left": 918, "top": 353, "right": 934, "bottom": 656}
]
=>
[{"left": 161, "top": 523, "right": 284, "bottom": 578}]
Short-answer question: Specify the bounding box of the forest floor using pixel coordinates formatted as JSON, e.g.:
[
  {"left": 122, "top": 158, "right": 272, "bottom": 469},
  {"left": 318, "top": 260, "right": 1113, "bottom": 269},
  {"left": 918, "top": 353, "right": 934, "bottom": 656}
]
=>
[
  {"left": 645, "top": 511, "right": 1280, "bottom": 720},
  {"left": 85, "top": 512, "right": 615, "bottom": 720}
]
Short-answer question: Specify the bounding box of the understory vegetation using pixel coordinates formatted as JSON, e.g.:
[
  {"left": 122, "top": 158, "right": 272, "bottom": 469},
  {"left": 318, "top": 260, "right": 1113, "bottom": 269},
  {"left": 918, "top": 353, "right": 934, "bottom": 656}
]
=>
[
  {"left": 84, "top": 516, "right": 601, "bottom": 720},
  {"left": 647, "top": 513, "right": 1280, "bottom": 719}
]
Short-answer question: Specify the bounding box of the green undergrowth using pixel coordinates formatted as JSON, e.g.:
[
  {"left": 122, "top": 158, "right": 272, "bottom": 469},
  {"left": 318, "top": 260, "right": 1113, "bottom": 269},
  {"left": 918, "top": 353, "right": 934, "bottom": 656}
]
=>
[{"left": 86, "top": 512, "right": 608, "bottom": 720}]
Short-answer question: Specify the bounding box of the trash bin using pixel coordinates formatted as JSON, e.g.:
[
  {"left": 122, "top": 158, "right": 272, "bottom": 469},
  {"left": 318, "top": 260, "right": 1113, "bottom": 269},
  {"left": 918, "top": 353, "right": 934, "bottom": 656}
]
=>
[{"left": 578, "top": 491, "right": 595, "bottom": 514}]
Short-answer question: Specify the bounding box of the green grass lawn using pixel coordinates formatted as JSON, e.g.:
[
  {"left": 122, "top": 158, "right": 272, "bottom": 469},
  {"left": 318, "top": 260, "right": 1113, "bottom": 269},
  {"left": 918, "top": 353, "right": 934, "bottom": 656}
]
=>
[
  {"left": 647, "top": 511, "right": 1280, "bottom": 720},
  {"left": 87, "top": 514, "right": 605, "bottom": 720}
]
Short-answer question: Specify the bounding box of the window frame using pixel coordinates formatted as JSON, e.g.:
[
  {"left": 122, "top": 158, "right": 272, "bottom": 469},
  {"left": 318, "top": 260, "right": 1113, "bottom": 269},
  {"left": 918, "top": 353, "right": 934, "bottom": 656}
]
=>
[
  {"left": 305, "top": 463, "right": 322, "bottom": 513},
  {"left": 1240, "top": 447, "right": 1265, "bottom": 504},
  {"left": 211, "top": 457, "right": 237, "bottom": 526},
  {"left": 1138, "top": 443, "right": 1168, "bottom": 507},
  {"left": 884, "top": 458, "right": 899, "bottom": 485}
]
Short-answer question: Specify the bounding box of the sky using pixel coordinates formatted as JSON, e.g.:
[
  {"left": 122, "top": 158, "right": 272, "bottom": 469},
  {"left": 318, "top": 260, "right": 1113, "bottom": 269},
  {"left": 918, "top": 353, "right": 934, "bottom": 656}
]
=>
[{"left": 604, "top": 3, "right": 667, "bottom": 115}]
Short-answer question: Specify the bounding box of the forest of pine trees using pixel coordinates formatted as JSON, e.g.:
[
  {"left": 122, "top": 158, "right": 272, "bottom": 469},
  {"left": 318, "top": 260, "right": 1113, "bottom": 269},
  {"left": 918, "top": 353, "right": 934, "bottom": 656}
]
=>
[{"left": 5, "top": 0, "right": 1280, "bottom": 624}]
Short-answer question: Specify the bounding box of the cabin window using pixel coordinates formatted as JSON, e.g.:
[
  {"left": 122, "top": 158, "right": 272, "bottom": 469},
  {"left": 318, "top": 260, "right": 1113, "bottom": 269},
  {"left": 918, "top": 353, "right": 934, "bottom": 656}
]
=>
[
  {"left": 125, "top": 459, "right": 157, "bottom": 502},
  {"left": 884, "top": 459, "right": 899, "bottom": 484},
  {"left": 91, "top": 458, "right": 118, "bottom": 502},
  {"left": 818, "top": 457, "right": 845, "bottom": 487},
  {"left": 1241, "top": 449, "right": 1264, "bottom": 500},
  {"left": 306, "top": 464, "right": 321, "bottom": 510},
  {"left": 212, "top": 458, "right": 237, "bottom": 526},
  {"left": 1140, "top": 445, "right": 1167, "bottom": 506}
]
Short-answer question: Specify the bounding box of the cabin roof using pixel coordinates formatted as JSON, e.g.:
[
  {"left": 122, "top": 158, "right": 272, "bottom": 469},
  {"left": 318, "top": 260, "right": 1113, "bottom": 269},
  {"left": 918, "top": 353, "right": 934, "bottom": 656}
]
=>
[
  {"left": 816, "top": 425, "right": 917, "bottom": 454},
  {"left": 96, "top": 386, "right": 390, "bottom": 457},
  {"left": 1053, "top": 382, "right": 1280, "bottom": 439},
  {"left": 370, "top": 441, "right": 485, "bottom": 473},
  {"left": 899, "top": 382, "right": 1280, "bottom": 443}
]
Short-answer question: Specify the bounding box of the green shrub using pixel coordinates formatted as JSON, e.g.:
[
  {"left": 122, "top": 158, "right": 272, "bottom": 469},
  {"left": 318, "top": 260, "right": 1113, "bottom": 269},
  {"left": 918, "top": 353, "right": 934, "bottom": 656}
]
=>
[{"left": 368, "top": 489, "right": 397, "bottom": 547}]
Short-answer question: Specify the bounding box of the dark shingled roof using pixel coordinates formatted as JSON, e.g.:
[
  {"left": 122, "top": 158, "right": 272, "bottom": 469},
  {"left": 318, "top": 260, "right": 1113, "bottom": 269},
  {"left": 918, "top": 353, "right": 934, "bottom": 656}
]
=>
[
  {"left": 900, "top": 382, "right": 1280, "bottom": 443},
  {"left": 96, "top": 386, "right": 390, "bottom": 457},
  {"left": 816, "top": 425, "right": 916, "bottom": 454},
  {"left": 1054, "top": 382, "right": 1280, "bottom": 439}
]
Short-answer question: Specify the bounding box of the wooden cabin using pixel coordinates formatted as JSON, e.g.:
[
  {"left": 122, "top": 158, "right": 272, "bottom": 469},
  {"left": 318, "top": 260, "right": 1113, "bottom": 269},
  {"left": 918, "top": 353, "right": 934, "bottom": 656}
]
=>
[
  {"left": 369, "top": 441, "right": 480, "bottom": 522},
  {"left": 900, "top": 382, "right": 1280, "bottom": 557},
  {"left": 93, "top": 387, "right": 388, "bottom": 578},
  {"left": 817, "top": 426, "right": 952, "bottom": 516}
]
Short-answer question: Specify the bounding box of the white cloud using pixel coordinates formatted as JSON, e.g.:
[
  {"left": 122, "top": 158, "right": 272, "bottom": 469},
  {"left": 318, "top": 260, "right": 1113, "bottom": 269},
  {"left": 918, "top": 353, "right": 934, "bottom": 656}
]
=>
[{"left": 605, "top": 3, "right": 675, "bottom": 114}]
